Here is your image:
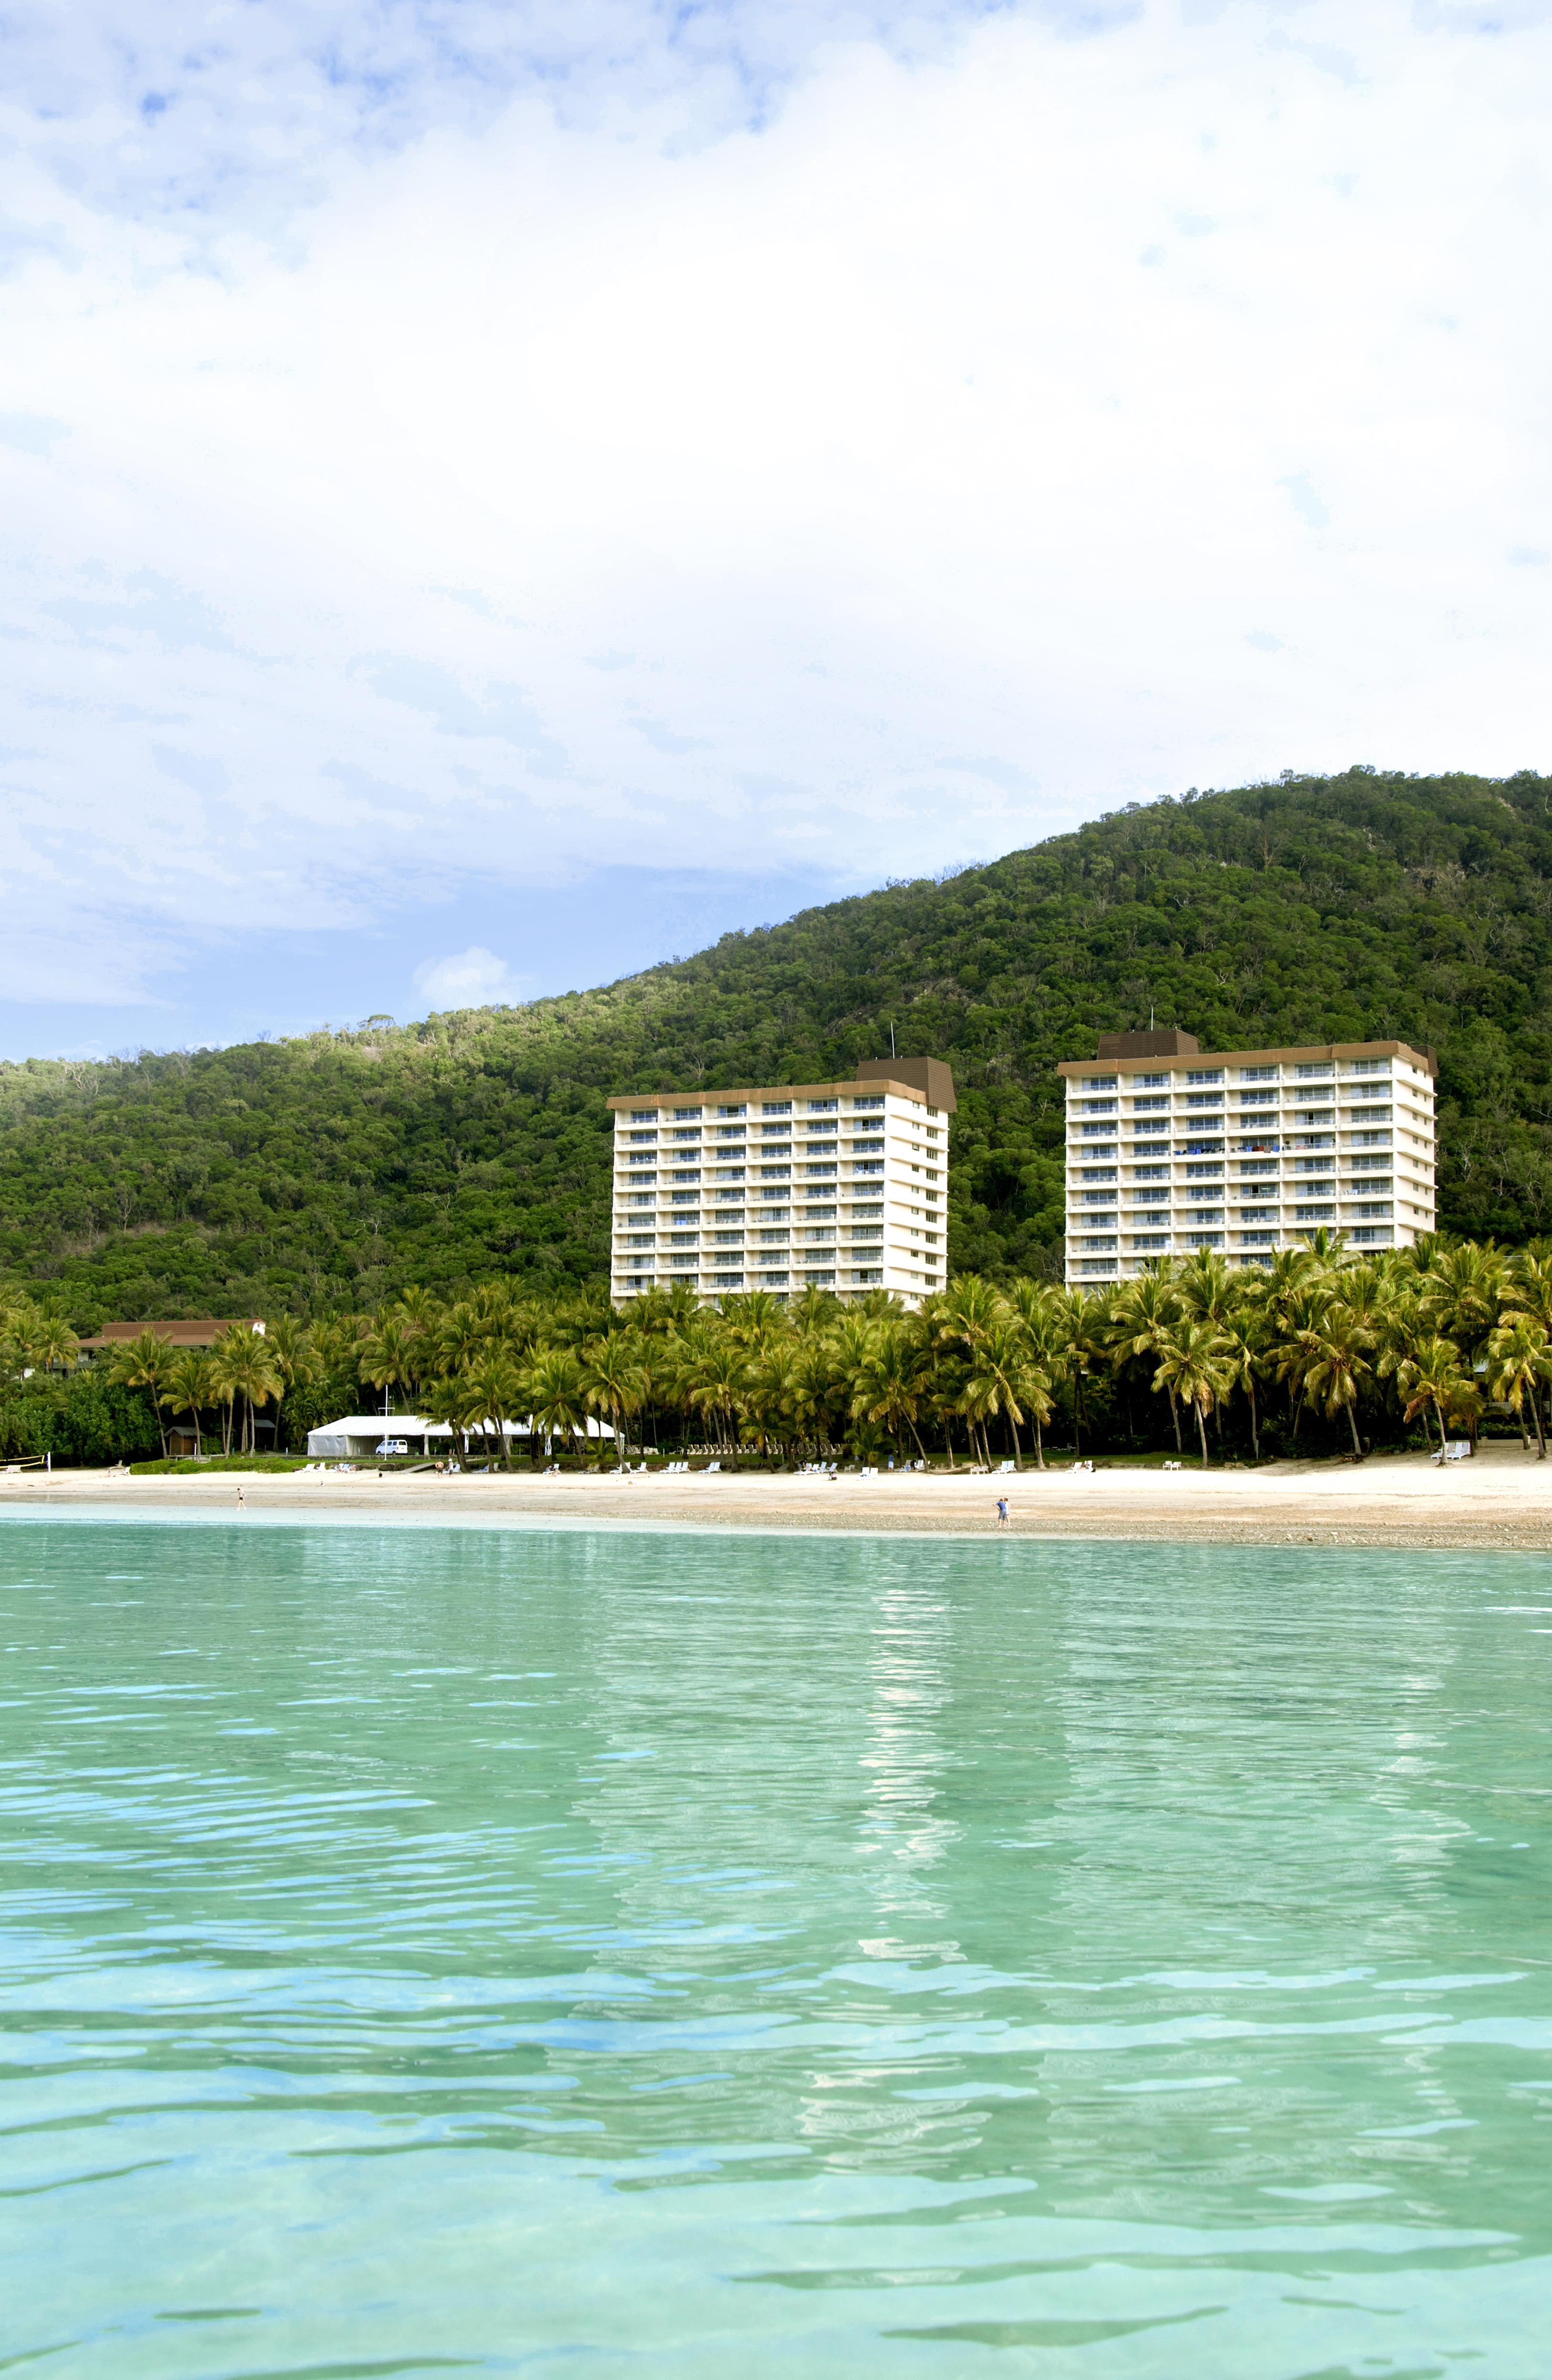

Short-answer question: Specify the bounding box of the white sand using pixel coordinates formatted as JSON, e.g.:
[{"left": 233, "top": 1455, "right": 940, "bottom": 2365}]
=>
[{"left": 3, "top": 1442, "right": 1550, "bottom": 1550}]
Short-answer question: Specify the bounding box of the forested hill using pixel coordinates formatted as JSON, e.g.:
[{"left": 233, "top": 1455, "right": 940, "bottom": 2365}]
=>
[{"left": 4, "top": 765, "right": 1552, "bottom": 1325}]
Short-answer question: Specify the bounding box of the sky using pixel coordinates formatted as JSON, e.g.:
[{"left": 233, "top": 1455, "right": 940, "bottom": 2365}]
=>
[{"left": 3, "top": 0, "right": 1551, "bottom": 1057}]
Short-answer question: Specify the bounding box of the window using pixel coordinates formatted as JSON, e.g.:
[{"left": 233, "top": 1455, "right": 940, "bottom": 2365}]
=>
[
  {"left": 1240, "top": 1066, "right": 1278, "bottom": 1082},
  {"left": 1294, "top": 1204, "right": 1334, "bottom": 1221},
  {"left": 667, "top": 1232, "right": 698, "bottom": 1246},
  {"left": 1185, "top": 1162, "right": 1223, "bottom": 1179},
  {"left": 711, "top": 1273, "right": 744, "bottom": 1289},
  {"left": 1295, "top": 1062, "right": 1334, "bottom": 1079},
  {"left": 1239, "top": 1159, "right": 1279, "bottom": 1177},
  {"left": 1086, "top": 1075, "right": 1117, "bottom": 1090},
  {"left": 671, "top": 1107, "right": 703, "bottom": 1122},
  {"left": 1186, "top": 1069, "right": 1224, "bottom": 1085},
  {"left": 1132, "top": 1138, "right": 1170, "bottom": 1156},
  {"left": 1081, "top": 1123, "right": 1118, "bottom": 1139},
  {"left": 1187, "top": 1233, "right": 1222, "bottom": 1249},
  {"left": 1133, "top": 1095, "right": 1169, "bottom": 1111},
  {"left": 1137, "top": 1072, "right": 1170, "bottom": 1087},
  {"left": 850, "top": 1225, "right": 884, "bottom": 1241},
  {"left": 760, "top": 1122, "right": 791, "bottom": 1137},
  {"left": 1348, "top": 1201, "right": 1393, "bottom": 1219},
  {"left": 1239, "top": 1231, "right": 1277, "bottom": 1246},
  {"left": 760, "top": 1164, "right": 791, "bottom": 1180},
  {"left": 852, "top": 1094, "right": 885, "bottom": 1109},
  {"left": 808, "top": 1098, "right": 837, "bottom": 1113},
  {"left": 626, "top": 1193, "right": 655, "bottom": 1209},
  {"left": 672, "top": 1127, "right": 701, "bottom": 1141},
  {"left": 1132, "top": 1190, "right": 1169, "bottom": 1206},
  {"left": 1081, "top": 1167, "right": 1118, "bottom": 1182},
  {"left": 718, "top": 1103, "right": 747, "bottom": 1118},
  {"left": 626, "top": 1129, "right": 658, "bottom": 1144},
  {"left": 624, "top": 1232, "right": 656, "bottom": 1247},
  {"left": 718, "top": 1125, "right": 746, "bottom": 1140},
  {"left": 762, "top": 1099, "right": 792, "bottom": 1114},
  {"left": 1132, "top": 1164, "right": 1168, "bottom": 1180},
  {"left": 1079, "top": 1258, "right": 1116, "bottom": 1275},
  {"left": 628, "top": 1107, "right": 658, "bottom": 1121},
  {"left": 853, "top": 1201, "right": 884, "bottom": 1218},
  {"left": 1184, "top": 1093, "right": 1223, "bottom": 1109},
  {"left": 1081, "top": 1190, "right": 1118, "bottom": 1207},
  {"left": 803, "top": 1269, "right": 836, "bottom": 1285},
  {"left": 1353, "top": 1130, "right": 1392, "bottom": 1147},
  {"left": 1131, "top": 1233, "right": 1169, "bottom": 1251},
  {"left": 1238, "top": 1090, "right": 1276, "bottom": 1107},
  {"left": 1080, "top": 1234, "right": 1118, "bottom": 1251},
  {"left": 1347, "top": 1058, "right": 1389, "bottom": 1076},
  {"left": 759, "top": 1270, "right": 790, "bottom": 1286},
  {"left": 850, "top": 1268, "right": 884, "bottom": 1285},
  {"left": 1350, "top": 1225, "right": 1393, "bottom": 1244}
]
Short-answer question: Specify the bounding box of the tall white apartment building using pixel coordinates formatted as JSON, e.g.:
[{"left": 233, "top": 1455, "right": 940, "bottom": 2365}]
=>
[
  {"left": 607, "top": 1058, "right": 955, "bottom": 1307},
  {"left": 1058, "top": 1029, "right": 1437, "bottom": 1282}
]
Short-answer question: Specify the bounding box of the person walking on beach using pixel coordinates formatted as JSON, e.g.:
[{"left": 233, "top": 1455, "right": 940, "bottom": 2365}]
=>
[
  {"left": 237, "top": 1483, "right": 245, "bottom": 1511},
  {"left": 996, "top": 1496, "right": 1010, "bottom": 1531}
]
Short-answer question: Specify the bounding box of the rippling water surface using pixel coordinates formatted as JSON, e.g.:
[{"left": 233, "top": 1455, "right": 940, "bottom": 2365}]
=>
[{"left": 2, "top": 1516, "right": 1551, "bottom": 2377}]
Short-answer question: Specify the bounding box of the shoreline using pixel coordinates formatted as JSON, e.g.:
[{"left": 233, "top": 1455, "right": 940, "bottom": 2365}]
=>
[{"left": 3, "top": 1444, "right": 1551, "bottom": 1553}]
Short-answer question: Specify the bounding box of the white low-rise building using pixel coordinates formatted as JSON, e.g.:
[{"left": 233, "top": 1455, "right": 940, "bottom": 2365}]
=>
[
  {"left": 1058, "top": 1029, "right": 1437, "bottom": 1282},
  {"left": 607, "top": 1058, "right": 955, "bottom": 1306},
  {"left": 305, "top": 1414, "right": 612, "bottom": 1458}
]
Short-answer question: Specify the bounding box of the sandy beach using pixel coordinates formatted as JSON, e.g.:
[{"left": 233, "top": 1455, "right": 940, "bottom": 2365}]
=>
[{"left": 2, "top": 1442, "right": 1551, "bottom": 1551}]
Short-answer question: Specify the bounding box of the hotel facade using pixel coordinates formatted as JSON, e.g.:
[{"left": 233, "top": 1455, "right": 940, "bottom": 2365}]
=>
[
  {"left": 1059, "top": 1029, "right": 1437, "bottom": 1282},
  {"left": 607, "top": 1058, "right": 954, "bottom": 1307}
]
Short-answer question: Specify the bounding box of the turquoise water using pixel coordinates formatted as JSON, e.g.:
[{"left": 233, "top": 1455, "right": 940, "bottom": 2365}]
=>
[{"left": 2, "top": 1519, "right": 1551, "bottom": 2378}]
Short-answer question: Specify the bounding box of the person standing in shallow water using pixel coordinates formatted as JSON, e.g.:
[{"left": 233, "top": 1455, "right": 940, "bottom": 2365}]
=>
[{"left": 996, "top": 1496, "right": 1010, "bottom": 1530}]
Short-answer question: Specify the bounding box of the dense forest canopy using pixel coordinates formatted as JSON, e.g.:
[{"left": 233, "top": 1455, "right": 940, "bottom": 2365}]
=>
[{"left": 3, "top": 765, "right": 1550, "bottom": 1328}]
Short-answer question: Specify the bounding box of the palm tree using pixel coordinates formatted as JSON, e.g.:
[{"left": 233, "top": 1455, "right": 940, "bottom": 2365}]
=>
[
  {"left": 358, "top": 1316, "right": 422, "bottom": 1427},
  {"left": 1419, "top": 1240, "right": 1508, "bottom": 1366},
  {"left": 463, "top": 1352, "right": 529, "bottom": 1467},
  {"left": 1396, "top": 1334, "right": 1473, "bottom": 1454},
  {"left": 158, "top": 1351, "right": 218, "bottom": 1458},
  {"left": 580, "top": 1338, "right": 646, "bottom": 1468},
  {"left": 262, "top": 1316, "right": 314, "bottom": 1455},
  {"left": 1217, "top": 1308, "right": 1269, "bottom": 1461},
  {"left": 853, "top": 1324, "right": 932, "bottom": 1465},
  {"left": 521, "top": 1348, "right": 589, "bottom": 1464},
  {"left": 211, "top": 1329, "right": 282, "bottom": 1455},
  {"left": 680, "top": 1342, "right": 751, "bottom": 1459},
  {"left": 1108, "top": 1271, "right": 1184, "bottom": 1450},
  {"left": 106, "top": 1328, "right": 175, "bottom": 1459},
  {"left": 1297, "top": 1305, "right": 1375, "bottom": 1460},
  {"left": 1150, "top": 1318, "right": 1232, "bottom": 1466},
  {"left": 1486, "top": 1314, "right": 1550, "bottom": 1457}
]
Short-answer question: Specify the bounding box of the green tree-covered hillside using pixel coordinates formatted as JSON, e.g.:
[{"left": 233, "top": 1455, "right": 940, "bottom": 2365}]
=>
[{"left": 4, "top": 765, "right": 1551, "bottom": 1324}]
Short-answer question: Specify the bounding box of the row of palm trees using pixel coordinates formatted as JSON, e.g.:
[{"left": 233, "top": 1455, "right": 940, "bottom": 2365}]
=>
[
  {"left": 336, "top": 1235, "right": 1552, "bottom": 1466},
  {"left": 6, "top": 1232, "right": 1552, "bottom": 1467}
]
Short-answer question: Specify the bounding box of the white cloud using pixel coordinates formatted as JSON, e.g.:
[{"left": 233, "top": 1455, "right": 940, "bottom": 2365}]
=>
[
  {"left": 411, "top": 946, "right": 529, "bottom": 1008},
  {"left": 2, "top": 0, "right": 1552, "bottom": 1010}
]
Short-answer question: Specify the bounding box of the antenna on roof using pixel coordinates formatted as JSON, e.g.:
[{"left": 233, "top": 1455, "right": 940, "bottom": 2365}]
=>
[
  {"left": 1150, "top": 1005, "right": 1155, "bottom": 1030},
  {"left": 890, "top": 1022, "right": 896, "bottom": 1059}
]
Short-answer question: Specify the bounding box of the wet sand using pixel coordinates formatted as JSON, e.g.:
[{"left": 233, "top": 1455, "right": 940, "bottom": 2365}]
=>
[{"left": 3, "top": 1442, "right": 1551, "bottom": 1551}]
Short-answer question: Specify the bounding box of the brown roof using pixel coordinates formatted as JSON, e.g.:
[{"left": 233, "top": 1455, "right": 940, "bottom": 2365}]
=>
[
  {"left": 607, "top": 1064, "right": 957, "bottom": 1114},
  {"left": 78, "top": 1319, "right": 264, "bottom": 1351},
  {"left": 1057, "top": 1039, "right": 1437, "bottom": 1078}
]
